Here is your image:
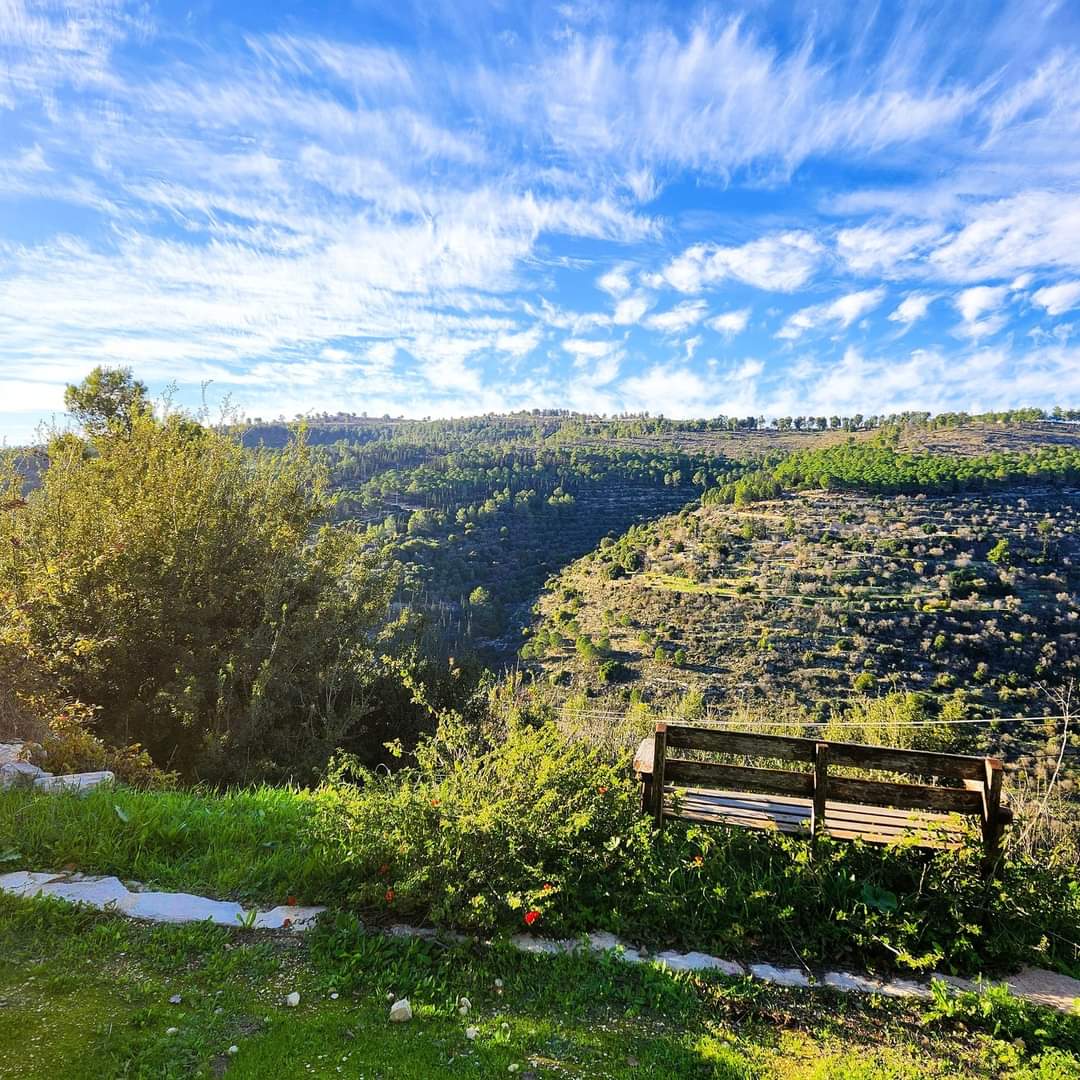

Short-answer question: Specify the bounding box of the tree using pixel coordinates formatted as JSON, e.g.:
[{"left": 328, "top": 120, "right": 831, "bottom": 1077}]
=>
[
  {"left": 0, "top": 402, "right": 398, "bottom": 781},
  {"left": 988, "top": 538, "right": 1011, "bottom": 566},
  {"left": 63, "top": 366, "right": 150, "bottom": 437}
]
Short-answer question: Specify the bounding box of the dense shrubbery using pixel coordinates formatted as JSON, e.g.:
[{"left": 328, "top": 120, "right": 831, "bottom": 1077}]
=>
[{"left": 308, "top": 710, "right": 1080, "bottom": 975}]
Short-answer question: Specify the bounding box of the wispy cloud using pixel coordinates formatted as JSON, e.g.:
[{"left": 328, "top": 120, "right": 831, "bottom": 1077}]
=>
[{"left": 777, "top": 288, "right": 885, "bottom": 340}]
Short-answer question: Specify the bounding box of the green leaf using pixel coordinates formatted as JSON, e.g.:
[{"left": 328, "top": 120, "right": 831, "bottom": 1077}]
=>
[
  {"left": 860, "top": 882, "right": 898, "bottom": 912},
  {"left": 0, "top": 849, "right": 20, "bottom": 863},
  {"left": 113, "top": 804, "right": 130, "bottom": 824}
]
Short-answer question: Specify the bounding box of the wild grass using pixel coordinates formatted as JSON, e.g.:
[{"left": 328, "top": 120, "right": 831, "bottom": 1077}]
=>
[
  {"left": 2, "top": 892, "right": 1078, "bottom": 1079},
  {"left": 0, "top": 784, "right": 332, "bottom": 904}
]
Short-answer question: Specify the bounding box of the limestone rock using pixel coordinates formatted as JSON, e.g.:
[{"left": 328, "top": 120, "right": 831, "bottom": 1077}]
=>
[
  {"left": 0, "top": 761, "right": 48, "bottom": 790},
  {"left": 285, "top": 991, "right": 301, "bottom": 1008},
  {"left": 389, "top": 998, "right": 413, "bottom": 1023},
  {"left": 120, "top": 890, "right": 245, "bottom": 926},
  {"left": 749, "top": 963, "right": 811, "bottom": 988},
  {"left": 32, "top": 771, "right": 114, "bottom": 795}
]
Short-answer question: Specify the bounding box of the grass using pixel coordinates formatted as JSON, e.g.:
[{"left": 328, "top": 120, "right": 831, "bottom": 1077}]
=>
[
  {"left": 2, "top": 892, "right": 1079, "bottom": 1079},
  {"left": 0, "top": 785, "right": 329, "bottom": 905}
]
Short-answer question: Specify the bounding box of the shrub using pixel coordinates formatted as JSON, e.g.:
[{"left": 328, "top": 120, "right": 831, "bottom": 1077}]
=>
[
  {"left": 310, "top": 720, "right": 652, "bottom": 935},
  {"left": 306, "top": 713, "right": 1080, "bottom": 974},
  {"left": 0, "top": 380, "right": 401, "bottom": 782}
]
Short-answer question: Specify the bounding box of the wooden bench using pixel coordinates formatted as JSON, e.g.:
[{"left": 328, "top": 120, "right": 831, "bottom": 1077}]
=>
[{"left": 633, "top": 724, "right": 1012, "bottom": 870}]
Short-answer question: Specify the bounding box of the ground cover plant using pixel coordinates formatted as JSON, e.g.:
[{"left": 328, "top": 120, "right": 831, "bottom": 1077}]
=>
[{"left": 2, "top": 892, "right": 1078, "bottom": 1080}]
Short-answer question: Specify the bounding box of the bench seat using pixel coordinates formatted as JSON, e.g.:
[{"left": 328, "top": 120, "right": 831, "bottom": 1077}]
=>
[{"left": 666, "top": 786, "right": 967, "bottom": 847}]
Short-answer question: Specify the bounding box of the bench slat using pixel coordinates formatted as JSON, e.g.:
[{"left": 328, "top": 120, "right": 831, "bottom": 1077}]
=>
[
  {"left": 664, "top": 759, "right": 815, "bottom": 797},
  {"left": 827, "top": 775, "right": 982, "bottom": 814},
  {"left": 664, "top": 726, "right": 816, "bottom": 762},
  {"left": 656, "top": 725, "right": 991, "bottom": 780}
]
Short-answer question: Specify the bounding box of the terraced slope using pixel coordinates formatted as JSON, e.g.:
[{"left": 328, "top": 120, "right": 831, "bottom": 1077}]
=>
[{"left": 525, "top": 487, "right": 1080, "bottom": 735}]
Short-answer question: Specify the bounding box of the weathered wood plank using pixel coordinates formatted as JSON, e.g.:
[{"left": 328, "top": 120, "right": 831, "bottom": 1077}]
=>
[
  {"left": 825, "top": 741, "right": 988, "bottom": 780},
  {"left": 812, "top": 742, "right": 828, "bottom": 840},
  {"left": 664, "top": 726, "right": 816, "bottom": 762},
  {"left": 827, "top": 775, "right": 982, "bottom": 814},
  {"left": 664, "top": 759, "right": 815, "bottom": 797}
]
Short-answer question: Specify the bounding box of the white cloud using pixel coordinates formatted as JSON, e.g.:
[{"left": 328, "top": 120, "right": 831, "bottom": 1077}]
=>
[
  {"left": 644, "top": 299, "right": 708, "bottom": 334},
  {"left": 707, "top": 308, "right": 750, "bottom": 337},
  {"left": 1032, "top": 281, "right": 1080, "bottom": 317},
  {"left": 929, "top": 192, "right": 1080, "bottom": 284},
  {"left": 777, "top": 288, "right": 885, "bottom": 340},
  {"left": 611, "top": 294, "right": 651, "bottom": 325},
  {"left": 597, "top": 265, "right": 633, "bottom": 296},
  {"left": 953, "top": 285, "right": 1009, "bottom": 340},
  {"left": 887, "top": 293, "right": 935, "bottom": 325},
  {"left": 836, "top": 223, "right": 941, "bottom": 275},
  {"left": 662, "top": 231, "right": 822, "bottom": 294}
]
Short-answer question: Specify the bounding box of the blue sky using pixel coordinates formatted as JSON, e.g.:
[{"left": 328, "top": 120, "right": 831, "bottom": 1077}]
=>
[{"left": 3, "top": 0, "right": 1080, "bottom": 441}]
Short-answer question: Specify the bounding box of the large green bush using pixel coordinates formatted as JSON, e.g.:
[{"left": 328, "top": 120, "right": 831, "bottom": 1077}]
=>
[
  {"left": 309, "top": 716, "right": 1080, "bottom": 975},
  {"left": 0, "top": 371, "right": 401, "bottom": 782}
]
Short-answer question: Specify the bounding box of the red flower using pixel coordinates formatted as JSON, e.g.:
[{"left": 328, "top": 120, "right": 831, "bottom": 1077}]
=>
[
  {"left": 385, "top": 888, "right": 395, "bottom": 902},
  {"left": 431, "top": 798, "right": 440, "bottom": 807},
  {"left": 282, "top": 918, "right": 293, "bottom": 929},
  {"left": 523, "top": 910, "right": 540, "bottom": 927},
  {"left": 598, "top": 786, "right": 608, "bottom": 794},
  {"left": 541, "top": 883, "right": 554, "bottom": 893}
]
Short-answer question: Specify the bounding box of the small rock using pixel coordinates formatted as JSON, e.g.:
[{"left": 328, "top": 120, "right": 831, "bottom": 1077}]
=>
[
  {"left": 169, "top": 994, "right": 182, "bottom": 1005},
  {"left": 227, "top": 1046, "right": 239, "bottom": 1056},
  {"left": 166, "top": 1027, "right": 179, "bottom": 1036},
  {"left": 214, "top": 1007, "right": 224, "bottom": 1015},
  {"left": 465, "top": 1027, "right": 478, "bottom": 1041},
  {"left": 508, "top": 1067, "right": 518, "bottom": 1074},
  {"left": 389, "top": 998, "right": 413, "bottom": 1023},
  {"left": 626, "top": 1057, "right": 639, "bottom": 1068},
  {"left": 330, "top": 992, "right": 339, "bottom": 1000},
  {"left": 493, "top": 978, "right": 503, "bottom": 989},
  {"left": 285, "top": 991, "right": 301, "bottom": 1008},
  {"left": 457, "top": 996, "right": 471, "bottom": 1015}
]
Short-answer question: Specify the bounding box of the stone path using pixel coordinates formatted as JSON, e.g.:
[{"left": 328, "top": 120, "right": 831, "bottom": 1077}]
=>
[
  {"left": 2, "top": 870, "right": 1078, "bottom": 1014},
  {"left": 0, "top": 871, "right": 325, "bottom": 930}
]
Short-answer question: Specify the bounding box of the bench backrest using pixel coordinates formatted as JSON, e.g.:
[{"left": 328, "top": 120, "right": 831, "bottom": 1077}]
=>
[{"left": 643, "top": 723, "right": 1002, "bottom": 823}]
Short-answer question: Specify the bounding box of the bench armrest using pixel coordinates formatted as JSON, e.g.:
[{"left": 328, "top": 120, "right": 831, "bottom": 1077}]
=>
[{"left": 633, "top": 736, "right": 655, "bottom": 777}]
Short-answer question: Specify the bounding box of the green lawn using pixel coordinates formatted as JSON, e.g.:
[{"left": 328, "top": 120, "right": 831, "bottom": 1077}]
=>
[{"left": 1, "top": 894, "right": 1079, "bottom": 1079}]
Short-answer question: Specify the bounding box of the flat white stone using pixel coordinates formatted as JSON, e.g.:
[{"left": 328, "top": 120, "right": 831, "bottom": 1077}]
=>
[
  {"left": 509, "top": 934, "right": 576, "bottom": 955},
  {"left": 823, "top": 971, "right": 884, "bottom": 993},
  {"left": 585, "top": 931, "right": 644, "bottom": 963},
  {"left": 654, "top": 950, "right": 745, "bottom": 976},
  {"left": 389, "top": 923, "right": 438, "bottom": 939},
  {"left": 1, "top": 761, "right": 49, "bottom": 790},
  {"left": 389, "top": 997, "right": 412, "bottom": 1022},
  {"left": 119, "top": 890, "right": 245, "bottom": 926},
  {"left": 252, "top": 905, "right": 325, "bottom": 930},
  {"left": 36, "top": 875, "right": 130, "bottom": 909},
  {"left": 32, "top": 771, "right": 114, "bottom": 794},
  {"left": 879, "top": 978, "right": 933, "bottom": 1000},
  {"left": 1004, "top": 967, "right": 1080, "bottom": 1013},
  {"left": 932, "top": 972, "right": 978, "bottom": 993},
  {"left": 0, "top": 871, "right": 65, "bottom": 896},
  {"left": 749, "top": 963, "right": 811, "bottom": 988}
]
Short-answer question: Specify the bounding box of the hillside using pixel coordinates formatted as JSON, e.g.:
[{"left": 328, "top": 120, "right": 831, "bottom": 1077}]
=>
[
  {"left": 524, "top": 485, "right": 1080, "bottom": 784},
  {"left": 257, "top": 414, "right": 1080, "bottom": 654}
]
